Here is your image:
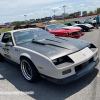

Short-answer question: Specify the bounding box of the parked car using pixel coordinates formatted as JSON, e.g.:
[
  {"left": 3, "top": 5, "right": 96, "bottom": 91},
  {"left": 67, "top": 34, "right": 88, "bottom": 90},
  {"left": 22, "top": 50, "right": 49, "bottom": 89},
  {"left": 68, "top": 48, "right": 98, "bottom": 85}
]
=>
[
  {"left": 84, "top": 19, "right": 96, "bottom": 27},
  {"left": 65, "top": 22, "right": 94, "bottom": 31},
  {"left": 0, "top": 28, "right": 99, "bottom": 84},
  {"left": 42, "top": 21, "right": 51, "bottom": 25},
  {"left": 14, "top": 24, "right": 37, "bottom": 30},
  {"left": 0, "top": 25, "right": 11, "bottom": 28},
  {"left": 38, "top": 24, "right": 83, "bottom": 38},
  {"left": 56, "top": 24, "right": 82, "bottom": 30}
]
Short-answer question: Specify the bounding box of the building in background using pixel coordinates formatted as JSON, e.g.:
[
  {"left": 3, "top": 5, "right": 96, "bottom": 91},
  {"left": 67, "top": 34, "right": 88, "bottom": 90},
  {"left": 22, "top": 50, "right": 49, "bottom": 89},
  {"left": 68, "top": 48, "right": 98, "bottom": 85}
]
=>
[
  {"left": 30, "top": 19, "right": 35, "bottom": 23},
  {"left": 46, "top": 17, "right": 52, "bottom": 20},
  {"left": 74, "top": 11, "right": 81, "bottom": 16},
  {"left": 82, "top": 11, "right": 87, "bottom": 16}
]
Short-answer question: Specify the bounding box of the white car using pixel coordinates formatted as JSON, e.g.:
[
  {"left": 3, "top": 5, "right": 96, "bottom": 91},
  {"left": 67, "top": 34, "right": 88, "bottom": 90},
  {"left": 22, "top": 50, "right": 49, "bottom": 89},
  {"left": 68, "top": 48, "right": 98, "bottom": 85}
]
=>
[
  {"left": 0, "top": 28, "right": 99, "bottom": 84},
  {"left": 56, "top": 24, "right": 82, "bottom": 30},
  {"left": 66, "top": 22, "right": 94, "bottom": 31}
]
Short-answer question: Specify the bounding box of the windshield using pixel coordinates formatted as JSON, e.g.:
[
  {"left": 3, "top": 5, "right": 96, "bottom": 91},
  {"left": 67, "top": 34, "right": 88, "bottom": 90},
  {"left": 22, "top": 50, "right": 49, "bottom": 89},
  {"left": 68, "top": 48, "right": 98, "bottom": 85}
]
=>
[
  {"left": 46, "top": 25, "right": 61, "bottom": 30},
  {"left": 80, "top": 21, "right": 84, "bottom": 24},
  {"left": 13, "top": 28, "right": 54, "bottom": 45},
  {"left": 70, "top": 22, "right": 76, "bottom": 25},
  {"left": 56, "top": 24, "right": 68, "bottom": 28},
  {"left": 86, "top": 19, "right": 93, "bottom": 21}
]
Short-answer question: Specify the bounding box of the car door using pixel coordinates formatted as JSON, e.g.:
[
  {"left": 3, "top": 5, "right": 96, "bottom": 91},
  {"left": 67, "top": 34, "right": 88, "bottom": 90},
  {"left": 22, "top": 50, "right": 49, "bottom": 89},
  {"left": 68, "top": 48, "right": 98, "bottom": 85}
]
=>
[{"left": 0, "top": 32, "right": 15, "bottom": 60}]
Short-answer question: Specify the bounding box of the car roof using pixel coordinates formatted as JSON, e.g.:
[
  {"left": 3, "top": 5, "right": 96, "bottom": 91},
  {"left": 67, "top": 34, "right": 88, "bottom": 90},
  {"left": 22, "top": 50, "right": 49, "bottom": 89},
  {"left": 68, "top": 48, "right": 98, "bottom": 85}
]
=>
[{"left": 5, "top": 28, "right": 40, "bottom": 33}]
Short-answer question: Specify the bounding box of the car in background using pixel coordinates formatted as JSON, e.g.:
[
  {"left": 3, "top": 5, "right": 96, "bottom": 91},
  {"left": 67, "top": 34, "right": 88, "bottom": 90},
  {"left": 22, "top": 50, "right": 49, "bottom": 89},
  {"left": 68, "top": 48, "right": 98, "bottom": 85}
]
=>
[
  {"left": 42, "top": 21, "right": 51, "bottom": 25},
  {"left": 0, "top": 24, "right": 11, "bottom": 28},
  {"left": 14, "top": 24, "right": 37, "bottom": 30},
  {"left": 38, "top": 24, "right": 83, "bottom": 38},
  {"left": 56, "top": 24, "right": 82, "bottom": 31},
  {"left": 84, "top": 19, "right": 96, "bottom": 27},
  {"left": 0, "top": 28, "right": 99, "bottom": 84},
  {"left": 65, "top": 22, "right": 94, "bottom": 31}
]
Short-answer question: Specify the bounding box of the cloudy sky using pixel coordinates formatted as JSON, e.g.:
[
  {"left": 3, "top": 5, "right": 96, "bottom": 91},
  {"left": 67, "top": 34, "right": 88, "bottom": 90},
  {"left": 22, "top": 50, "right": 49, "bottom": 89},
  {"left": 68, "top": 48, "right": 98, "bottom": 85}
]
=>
[{"left": 0, "top": 0, "right": 100, "bottom": 23}]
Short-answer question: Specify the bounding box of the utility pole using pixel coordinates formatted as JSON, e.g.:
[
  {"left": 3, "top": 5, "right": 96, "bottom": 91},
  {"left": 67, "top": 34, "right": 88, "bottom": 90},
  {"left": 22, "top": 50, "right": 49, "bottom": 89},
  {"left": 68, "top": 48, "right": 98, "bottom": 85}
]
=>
[
  {"left": 54, "top": 10, "right": 55, "bottom": 20},
  {"left": 24, "top": 15, "right": 27, "bottom": 22},
  {"left": 63, "top": 5, "right": 66, "bottom": 22}
]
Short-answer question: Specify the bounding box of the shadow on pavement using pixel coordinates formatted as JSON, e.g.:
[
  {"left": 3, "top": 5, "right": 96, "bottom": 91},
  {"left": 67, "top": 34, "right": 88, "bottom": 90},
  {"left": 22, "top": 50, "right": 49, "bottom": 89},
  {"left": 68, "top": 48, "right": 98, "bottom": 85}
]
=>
[
  {"left": 0, "top": 61, "right": 99, "bottom": 100},
  {"left": 85, "top": 29, "right": 93, "bottom": 33}
]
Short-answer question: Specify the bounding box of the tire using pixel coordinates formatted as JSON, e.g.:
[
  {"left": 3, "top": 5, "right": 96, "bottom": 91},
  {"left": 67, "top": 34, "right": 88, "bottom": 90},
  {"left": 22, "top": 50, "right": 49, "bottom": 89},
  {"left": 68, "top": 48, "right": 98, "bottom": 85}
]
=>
[
  {"left": 85, "top": 29, "right": 89, "bottom": 31},
  {"left": 0, "top": 54, "right": 4, "bottom": 62},
  {"left": 20, "top": 57, "right": 40, "bottom": 82}
]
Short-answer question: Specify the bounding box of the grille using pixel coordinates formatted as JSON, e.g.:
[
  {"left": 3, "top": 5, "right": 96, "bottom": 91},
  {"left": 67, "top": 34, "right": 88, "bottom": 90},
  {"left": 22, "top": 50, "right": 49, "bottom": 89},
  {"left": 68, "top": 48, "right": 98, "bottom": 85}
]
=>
[
  {"left": 72, "top": 31, "right": 79, "bottom": 35},
  {"left": 75, "top": 57, "right": 93, "bottom": 73}
]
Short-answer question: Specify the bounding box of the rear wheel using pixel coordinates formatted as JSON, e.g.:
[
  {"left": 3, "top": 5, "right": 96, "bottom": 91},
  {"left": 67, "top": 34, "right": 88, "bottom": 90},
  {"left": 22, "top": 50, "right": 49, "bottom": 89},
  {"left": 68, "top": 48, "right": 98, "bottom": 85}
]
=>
[{"left": 20, "top": 57, "right": 40, "bottom": 82}]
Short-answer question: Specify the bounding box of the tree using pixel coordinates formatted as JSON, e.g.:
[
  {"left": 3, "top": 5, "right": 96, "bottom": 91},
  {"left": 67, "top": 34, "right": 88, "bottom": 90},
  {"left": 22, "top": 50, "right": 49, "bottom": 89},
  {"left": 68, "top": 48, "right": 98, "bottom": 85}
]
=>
[
  {"left": 88, "top": 11, "right": 94, "bottom": 15},
  {"left": 97, "top": 8, "right": 100, "bottom": 13},
  {"left": 94, "top": 10, "right": 97, "bottom": 14}
]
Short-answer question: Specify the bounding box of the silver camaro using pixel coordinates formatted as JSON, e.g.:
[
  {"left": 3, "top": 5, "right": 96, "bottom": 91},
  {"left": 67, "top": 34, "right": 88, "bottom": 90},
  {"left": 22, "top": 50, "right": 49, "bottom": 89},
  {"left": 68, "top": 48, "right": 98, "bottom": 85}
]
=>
[{"left": 0, "top": 28, "right": 99, "bottom": 84}]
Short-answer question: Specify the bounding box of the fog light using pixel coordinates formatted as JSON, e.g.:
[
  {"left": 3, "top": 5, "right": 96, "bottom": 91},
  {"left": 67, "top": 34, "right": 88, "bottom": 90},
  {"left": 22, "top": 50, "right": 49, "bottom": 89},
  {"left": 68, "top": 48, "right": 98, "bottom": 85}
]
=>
[{"left": 62, "top": 69, "right": 71, "bottom": 75}]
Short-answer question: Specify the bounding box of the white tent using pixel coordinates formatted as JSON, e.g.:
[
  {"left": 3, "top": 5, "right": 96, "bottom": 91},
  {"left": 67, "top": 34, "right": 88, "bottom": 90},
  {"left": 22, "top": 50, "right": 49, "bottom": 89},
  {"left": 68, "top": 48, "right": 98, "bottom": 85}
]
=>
[{"left": 49, "top": 20, "right": 58, "bottom": 23}]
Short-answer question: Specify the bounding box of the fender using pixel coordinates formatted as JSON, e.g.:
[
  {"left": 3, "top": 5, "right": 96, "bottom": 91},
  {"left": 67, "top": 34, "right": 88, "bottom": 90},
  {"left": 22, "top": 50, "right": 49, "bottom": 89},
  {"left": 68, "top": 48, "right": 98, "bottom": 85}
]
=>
[{"left": 20, "top": 53, "right": 31, "bottom": 61}]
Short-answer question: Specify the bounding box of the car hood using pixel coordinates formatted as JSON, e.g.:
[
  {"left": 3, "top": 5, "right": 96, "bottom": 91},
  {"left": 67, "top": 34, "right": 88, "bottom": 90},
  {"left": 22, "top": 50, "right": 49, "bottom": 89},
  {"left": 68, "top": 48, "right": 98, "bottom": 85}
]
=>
[
  {"left": 83, "top": 24, "right": 93, "bottom": 27},
  {"left": 74, "top": 23, "right": 93, "bottom": 28},
  {"left": 61, "top": 26, "right": 82, "bottom": 30},
  {"left": 49, "top": 28, "right": 78, "bottom": 33},
  {"left": 19, "top": 36, "right": 90, "bottom": 60}
]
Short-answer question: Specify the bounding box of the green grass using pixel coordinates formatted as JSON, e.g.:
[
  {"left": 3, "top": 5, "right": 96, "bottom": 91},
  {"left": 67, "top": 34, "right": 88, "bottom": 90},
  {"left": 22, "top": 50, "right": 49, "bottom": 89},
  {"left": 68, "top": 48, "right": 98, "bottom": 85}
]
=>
[{"left": 0, "top": 28, "right": 13, "bottom": 33}]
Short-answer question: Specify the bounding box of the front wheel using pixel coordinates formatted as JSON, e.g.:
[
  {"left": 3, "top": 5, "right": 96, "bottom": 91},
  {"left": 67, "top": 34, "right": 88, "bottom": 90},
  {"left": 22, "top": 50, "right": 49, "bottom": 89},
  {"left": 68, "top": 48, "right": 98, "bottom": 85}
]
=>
[
  {"left": 85, "top": 28, "right": 89, "bottom": 31},
  {"left": 0, "top": 54, "right": 4, "bottom": 62},
  {"left": 20, "top": 57, "right": 40, "bottom": 82}
]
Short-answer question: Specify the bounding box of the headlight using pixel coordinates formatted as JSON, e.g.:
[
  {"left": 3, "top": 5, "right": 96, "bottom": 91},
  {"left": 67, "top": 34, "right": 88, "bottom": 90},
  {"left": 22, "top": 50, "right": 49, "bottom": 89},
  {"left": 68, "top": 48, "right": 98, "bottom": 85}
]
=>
[
  {"left": 52, "top": 56, "right": 74, "bottom": 65},
  {"left": 87, "top": 44, "right": 96, "bottom": 48},
  {"left": 52, "top": 59, "right": 58, "bottom": 65},
  {"left": 59, "top": 57, "right": 64, "bottom": 63},
  {"left": 67, "top": 33, "right": 69, "bottom": 36}
]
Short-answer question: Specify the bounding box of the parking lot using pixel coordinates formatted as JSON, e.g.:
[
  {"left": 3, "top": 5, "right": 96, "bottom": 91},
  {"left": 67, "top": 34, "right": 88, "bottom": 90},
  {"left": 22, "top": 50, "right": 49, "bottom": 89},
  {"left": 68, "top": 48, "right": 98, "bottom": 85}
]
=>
[{"left": 0, "top": 27, "right": 100, "bottom": 100}]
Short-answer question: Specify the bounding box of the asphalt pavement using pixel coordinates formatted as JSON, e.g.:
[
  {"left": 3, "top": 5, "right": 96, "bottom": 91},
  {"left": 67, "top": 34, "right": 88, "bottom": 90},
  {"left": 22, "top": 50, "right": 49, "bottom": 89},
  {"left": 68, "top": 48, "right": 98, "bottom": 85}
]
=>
[{"left": 0, "top": 27, "right": 100, "bottom": 100}]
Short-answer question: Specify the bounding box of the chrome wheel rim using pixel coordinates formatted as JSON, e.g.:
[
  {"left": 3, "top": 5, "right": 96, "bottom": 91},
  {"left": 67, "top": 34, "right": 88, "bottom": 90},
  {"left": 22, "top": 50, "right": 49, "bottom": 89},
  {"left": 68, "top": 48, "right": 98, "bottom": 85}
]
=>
[{"left": 21, "top": 60, "right": 32, "bottom": 80}]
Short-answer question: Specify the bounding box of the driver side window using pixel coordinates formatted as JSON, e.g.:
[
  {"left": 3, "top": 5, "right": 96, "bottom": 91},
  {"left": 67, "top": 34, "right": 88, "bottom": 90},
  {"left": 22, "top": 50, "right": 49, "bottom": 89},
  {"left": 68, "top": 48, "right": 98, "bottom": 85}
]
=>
[{"left": 2, "top": 33, "right": 13, "bottom": 43}]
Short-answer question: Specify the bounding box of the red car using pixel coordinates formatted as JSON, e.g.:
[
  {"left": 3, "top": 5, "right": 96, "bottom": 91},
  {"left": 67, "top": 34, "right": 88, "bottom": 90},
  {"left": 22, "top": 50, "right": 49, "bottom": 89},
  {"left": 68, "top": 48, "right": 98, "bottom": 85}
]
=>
[
  {"left": 38, "top": 24, "right": 84, "bottom": 38},
  {"left": 0, "top": 25, "right": 11, "bottom": 28}
]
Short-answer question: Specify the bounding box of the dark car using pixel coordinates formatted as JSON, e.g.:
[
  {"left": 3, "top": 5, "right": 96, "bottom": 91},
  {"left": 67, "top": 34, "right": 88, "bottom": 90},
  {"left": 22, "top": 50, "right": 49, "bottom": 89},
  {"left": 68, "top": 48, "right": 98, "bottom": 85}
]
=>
[
  {"left": 84, "top": 19, "right": 96, "bottom": 27},
  {"left": 14, "top": 24, "right": 37, "bottom": 30}
]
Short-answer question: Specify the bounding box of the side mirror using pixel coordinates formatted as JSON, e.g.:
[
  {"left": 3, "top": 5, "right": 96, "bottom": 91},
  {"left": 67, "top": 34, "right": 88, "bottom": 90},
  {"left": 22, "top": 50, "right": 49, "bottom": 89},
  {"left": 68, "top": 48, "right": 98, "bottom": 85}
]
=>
[{"left": 5, "top": 42, "right": 13, "bottom": 46}]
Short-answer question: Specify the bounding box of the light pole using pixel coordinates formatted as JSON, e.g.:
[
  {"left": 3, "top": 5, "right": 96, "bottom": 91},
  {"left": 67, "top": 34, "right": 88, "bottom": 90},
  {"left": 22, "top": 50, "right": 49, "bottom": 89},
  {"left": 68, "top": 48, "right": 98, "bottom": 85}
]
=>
[
  {"left": 54, "top": 9, "right": 55, "bottom": 20},
  {"left": 24, "top": 15, "right": 27, "bottom": 22},
  {"left": 63, "top": 5, "right": 66, "bottom": 22}
]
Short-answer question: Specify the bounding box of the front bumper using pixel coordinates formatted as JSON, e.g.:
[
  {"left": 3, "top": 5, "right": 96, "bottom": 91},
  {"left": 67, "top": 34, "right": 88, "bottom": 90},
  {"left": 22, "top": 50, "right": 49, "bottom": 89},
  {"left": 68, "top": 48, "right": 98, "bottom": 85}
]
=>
[
  {"left": 89, "top": 26, "right": 94, "bottom": 29},
  {"left": 71, "top": 33, "right": 84, "bottom": 38},
  {"left": 41, "top": 58, "right": 99, "bottom": 85}
]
